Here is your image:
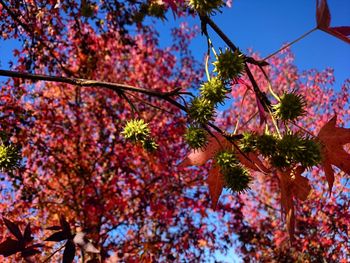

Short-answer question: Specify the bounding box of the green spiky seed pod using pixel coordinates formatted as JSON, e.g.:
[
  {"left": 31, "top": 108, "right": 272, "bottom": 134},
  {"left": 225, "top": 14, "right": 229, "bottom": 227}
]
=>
[
  {"left": 239, "top": 132, "right": 257, "bottom": 153},
  {"left": 222, "top": 165, "right": 251, "bottom": 193},
  {"left": 273, "top": 92, "right": 306, "bottom": 121},
  {"left": 148, "top": 2, "right": 166, "bottom": 19},
  {"left": 256, "top": 133, "right": 277, "bottom": 157},
  {"left": 295, "top": 138, "right": 322, "bottom": 168},
  {"left": 121, "top": 119, "right": 151, "bottom": 142},
  {"left": 277, "top": 133, "right": 304, "bottom": 162},
  {"left": 270, "top": 133, "right": 304, "bottom": 168},
  {"left": 188, "top": 0, "right": 225, "bottom": 15},
  {"left": 0, "top": 144, "right": 21, "bottom": 170},
  {"left": 142, "top": 138, "right": 158, "bottom": 152},
  {"left": 200, "top": 77, "right": 230, "bottom": 105},
  {"left": 184, "top": 126, "right": 208, "bottom": 150},
  {"left": 215, "top": 150, "right": 239, "bottom": 170},
  {"left": 188, "top": 97, "right": 215, "bottom": 124},
  {"left": 213, "top": 49, "right": 245, "bottom": 81}
]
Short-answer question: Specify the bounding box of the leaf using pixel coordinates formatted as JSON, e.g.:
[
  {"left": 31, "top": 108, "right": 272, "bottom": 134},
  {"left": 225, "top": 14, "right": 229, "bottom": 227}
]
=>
[
  {"left": 60, "top": 216, "right": 71, "bottom": 236},
  {"left": 316, "top": 0, "right": 350, "bottom": 44},
  {"left": 316, "top": 0, "right": 330, "bottom": 28},
  {"left": 21, "top": 248, "right": 41, "bottom": 257},
  {"left": 0, "top": 238, "right": 22, "bottom": 257},
  {"left": 3, "top": 217, "right": 23, "bottom": 240},
  {"left": 317, "top": 115, "right": 350, "bottom": 193},
  {"left": 206, "top": 165, "right": 224, "bottom": 210},
  {"left": 45, "top": 231, "right": 67, "bottom": 242},
  {"left": 46, "top": 225, "right": 62, "bottom": 231},
  {"left": 291, "top": 166, "right": 311, "bottom": 201},
  {"left": 63, "top": 240, "right": 76, "bottom": 263},
  {"left": 180, "top": 132, "right": 228, "bottom": 167},
  {"left": 23, "top": 223, "right": 33, "bottom": 242},
  {"left": 277, "top": 166, "right": 309, "bottom": 242},
  {"left": 73, "top": 232, "right": 99, "bottom": 253},
  {"left": 237, "top": 151, "right": 269, "bottom": 173}
]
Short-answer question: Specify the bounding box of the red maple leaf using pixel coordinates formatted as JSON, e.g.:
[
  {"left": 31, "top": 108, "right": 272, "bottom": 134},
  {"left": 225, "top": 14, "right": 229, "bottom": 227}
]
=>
[
  {"left": 317, "top": 115, "right": 350, "bottom": 193},
  {"left": 316, "top": 0, "right": 350, "bottom": 44},
  {"left": 180, "top": 132, "right": 268, "bottom": 209},
  {"left": 277, "top": 166, "right": 311, "bottom": 242}
]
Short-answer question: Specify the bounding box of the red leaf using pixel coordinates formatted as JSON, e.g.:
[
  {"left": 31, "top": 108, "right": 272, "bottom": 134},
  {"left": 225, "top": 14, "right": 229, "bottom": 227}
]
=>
[
  {"left": 206, "top": 165, "right": 224, "bottom": 210},
  {"left": 317, "top": 115, "right": 350, "bottom": 193},
  {"left": 3, "top": 217, "right": 23, "bottom": 241},
  {"left": 179, "top": 132, "right": 228, "bottom": 167},
  {"left": 0, "top": 238, "right": 22, "bottom": 257},
  {"left": 324, "top": 27, "right": 350, "bottom": 44},
  {"left": 291, "top": 167, "right": 311, "bottom": 201},
  {"left": 331, "top": 26, "right": 350, "bottom": 36},
  {"left": 316, "top": 0, "right": 350, "bottom": 44},
  {"left": 316, "top": 0, "right": 331, "bottom": 28}
]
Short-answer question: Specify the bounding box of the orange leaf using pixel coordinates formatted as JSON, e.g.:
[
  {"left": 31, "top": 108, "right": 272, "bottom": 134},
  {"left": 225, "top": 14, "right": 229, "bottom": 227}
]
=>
[
  {"left": 206, "top": 165, "right": 224, "bottom": 210},
  {"left": 317, "top": 115, "right": 350, "bottom": 193}
]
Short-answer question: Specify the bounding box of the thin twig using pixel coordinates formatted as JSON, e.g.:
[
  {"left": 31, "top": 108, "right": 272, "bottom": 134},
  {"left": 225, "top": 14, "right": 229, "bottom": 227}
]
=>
[{"left": 43, "top": 243, "right": 66, "bottom": 263}]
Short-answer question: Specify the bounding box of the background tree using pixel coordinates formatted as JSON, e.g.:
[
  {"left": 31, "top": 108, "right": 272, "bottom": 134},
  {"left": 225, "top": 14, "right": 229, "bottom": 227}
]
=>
[{"left": 0, "top": 0, "right": 349, "bottom": 262}]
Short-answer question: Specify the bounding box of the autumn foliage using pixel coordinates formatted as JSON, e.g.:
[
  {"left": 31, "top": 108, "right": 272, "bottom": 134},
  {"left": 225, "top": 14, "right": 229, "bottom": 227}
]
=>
[{"left": 0, "top": 0, "right": 349, "bottom": 262}]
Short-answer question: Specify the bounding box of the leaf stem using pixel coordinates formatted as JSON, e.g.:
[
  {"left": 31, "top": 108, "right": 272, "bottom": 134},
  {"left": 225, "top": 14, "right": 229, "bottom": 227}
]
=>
[{"left": 263, "top": 27, "right": 317, "bottom": 61}]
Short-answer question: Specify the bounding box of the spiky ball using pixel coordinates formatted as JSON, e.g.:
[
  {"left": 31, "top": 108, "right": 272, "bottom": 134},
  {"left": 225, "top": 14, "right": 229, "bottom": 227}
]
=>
[
  {"left": 215, "top": 150, "right": 239, "bottom": 169},
  {"left": 142, "top": 138, "right": 158, "bottom": 152},
  {"left": 273, "top": 92, "right": 306, "bottom": 121},
  {"left": 256, "top": 133, "right": 277, "bottom": 157},
  {"left": 188, "top": 97, "right": 215, "bottom": 124},
  {"left": 239, "top": 132, "right": 257, "bottom": 153},
  {"left": 121, "top": 119, "right": 151, "bottom": 142},
  {"left": 0, "top": 144, "right": 21, "bottom": 170},
  {"left": 276, "top": 133, "right": 304, "bottom": 166},
  {"left": 184, "top": 126, "right": 208, "bottom": 150},
  {"left": 200, "top": 77, "right": 230, "bottom": 105},
  {"left": 295, "top": 138, "right": 322, "bottom": 168},
  {"left": 188, "top": 0, "right": 225, "bottom": 15},
  {"left": 222, "top": 165, "right": 251, "bottom": 193},
  {"left": 213, "top": 49, "right": 245, "bottom": 81}
]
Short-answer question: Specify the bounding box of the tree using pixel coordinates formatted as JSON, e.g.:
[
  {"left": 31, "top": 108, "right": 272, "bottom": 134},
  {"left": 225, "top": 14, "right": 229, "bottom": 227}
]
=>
[{"left": 0, "top": 0, "right": 349, "bottom": 262}]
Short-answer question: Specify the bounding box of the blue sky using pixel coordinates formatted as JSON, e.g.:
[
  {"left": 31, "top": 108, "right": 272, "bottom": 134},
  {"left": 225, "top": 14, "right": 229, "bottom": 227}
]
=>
[{"left": 154, "top": 0, "right": 349, "bottom": 90}]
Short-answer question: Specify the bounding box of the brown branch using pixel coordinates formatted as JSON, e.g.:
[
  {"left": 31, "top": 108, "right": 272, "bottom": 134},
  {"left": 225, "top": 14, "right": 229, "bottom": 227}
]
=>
[{"left": 0, "top": 69, "right": 179, "bottom": 100}]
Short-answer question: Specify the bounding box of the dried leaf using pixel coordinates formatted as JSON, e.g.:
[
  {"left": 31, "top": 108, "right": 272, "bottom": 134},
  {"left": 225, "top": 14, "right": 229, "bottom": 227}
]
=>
[
  {"left": 317, "top": 115, "right": 350, "bottom": 193},
  {"left": 73, "top": 232, "right": 99, "bottom": 253}
]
